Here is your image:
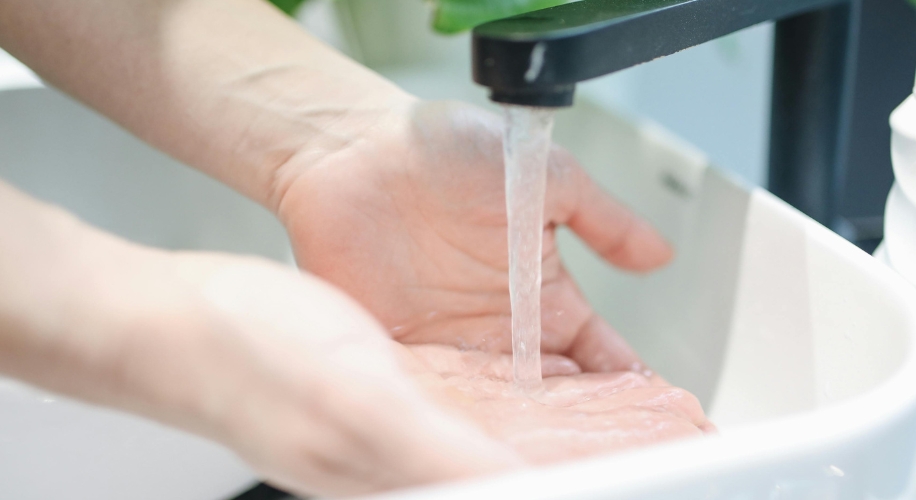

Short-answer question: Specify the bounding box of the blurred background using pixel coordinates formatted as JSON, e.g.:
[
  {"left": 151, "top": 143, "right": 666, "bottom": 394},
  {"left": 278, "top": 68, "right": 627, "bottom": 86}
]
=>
[
  {"left": 1, "top": 0, "right": 915, "bottom": 248},
  {"left": 292, "top": 0, "right": 916, "bottom": 251}
]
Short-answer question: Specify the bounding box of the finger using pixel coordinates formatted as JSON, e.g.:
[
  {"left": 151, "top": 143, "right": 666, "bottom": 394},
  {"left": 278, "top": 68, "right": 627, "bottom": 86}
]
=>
[
  {"left": 539, "top": 265, "right": 595, "bottom": 355},
  {"left": 542, "top": 354, "right": 582, "bottom": 377},
  {"left": 564, "top": 313, "right": 646, "bottom": 374},
  {"left": 545, "top": 371, "right": 652, "bottom": 394},
  {"left": 538, "top": 371, "right": 653, "bottom": 407},
  {"left": 555, "top": 153, "right": 673, "bottom": 272},
  {"left": 626, "top": 387, "right": 711, "bottom": 432},
  {"left": 506, "top": 408, "right": 703, "bottom": 465},
  {"left": 538, "top": 373, "right": 712, "bottom": 433}
]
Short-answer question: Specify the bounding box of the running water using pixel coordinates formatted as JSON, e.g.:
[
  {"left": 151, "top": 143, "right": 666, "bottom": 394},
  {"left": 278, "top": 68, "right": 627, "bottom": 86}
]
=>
[{"left": 503, "top": 105, "right": 555, "bottom": 392}]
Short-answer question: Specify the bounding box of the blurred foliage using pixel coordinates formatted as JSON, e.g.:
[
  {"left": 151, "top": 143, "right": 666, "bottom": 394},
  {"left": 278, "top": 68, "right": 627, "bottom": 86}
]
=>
[
  {"left": 270, "top": 0, "right": 916, "bottom": 33},
  {"left": 267, "top": 0, "right": 569, "bottom": 34},
  {"left": 431, "top": 0, "right": 568, "bottom": 33},
  {"left": 268, "top": 0, "right": 308, "bottom": 15}
]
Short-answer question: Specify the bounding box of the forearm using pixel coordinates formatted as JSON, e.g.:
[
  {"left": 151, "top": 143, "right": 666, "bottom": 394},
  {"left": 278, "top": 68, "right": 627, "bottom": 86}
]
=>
[
  {"left": 0, "top": 180, "right": 229, "bottom": 439},
  {"left": 0, "top": 181, "right": 123, "bottom": 397},
  {"left": 0, "top": 0, "right": 412, "bottom": 210}
]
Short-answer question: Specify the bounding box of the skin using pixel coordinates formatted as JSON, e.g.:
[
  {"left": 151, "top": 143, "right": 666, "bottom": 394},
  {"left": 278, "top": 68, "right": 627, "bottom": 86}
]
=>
[
  {"left": 0, "top": 182, "right": 521, "bottom": 496},
  {"left": 281, "top": 99, "right": 673, "bottom": 372},
  {"left": 404, "top": 345, "right": 713, "bottom": 465},
  {"left": 0, "top": 0, "right": 711, "bottom": 496}
]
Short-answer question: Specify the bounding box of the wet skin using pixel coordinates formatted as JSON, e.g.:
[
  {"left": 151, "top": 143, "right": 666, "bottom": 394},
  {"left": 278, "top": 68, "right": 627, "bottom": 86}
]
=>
[
  {"left": 280, "top": 100, "right": 674, "bottom": 374},
  {"left": 401, "top": 344, "right": 715, "bottom": 465}
]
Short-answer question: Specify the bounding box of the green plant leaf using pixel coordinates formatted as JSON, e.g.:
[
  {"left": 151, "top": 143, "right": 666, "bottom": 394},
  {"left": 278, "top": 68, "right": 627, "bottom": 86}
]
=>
[
  {"left": 268, "top": 0, "right": 309, "bottom": 15},
  {"left": 909, "top": 0, "right": 916, "bottom": 10},
  {"left": 432, "top": 0, "right": 569, "bottom": 34}
]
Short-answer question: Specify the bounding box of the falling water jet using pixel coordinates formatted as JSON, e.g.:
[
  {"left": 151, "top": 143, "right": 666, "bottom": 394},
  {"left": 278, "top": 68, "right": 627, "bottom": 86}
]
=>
[{"left": 502, "top": 104, "right": 555, "bottom": 393}]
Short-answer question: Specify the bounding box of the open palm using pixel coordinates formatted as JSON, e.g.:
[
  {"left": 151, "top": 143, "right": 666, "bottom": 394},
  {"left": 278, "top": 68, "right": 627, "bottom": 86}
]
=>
[{"left": 278, "top": 100, "right": 673, "bottom": 374}]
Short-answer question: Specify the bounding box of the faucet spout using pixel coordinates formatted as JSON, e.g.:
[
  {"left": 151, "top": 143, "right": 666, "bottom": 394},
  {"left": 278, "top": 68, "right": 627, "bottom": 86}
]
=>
[{"left": 472, "top": 0, "right": 848, "bottom": 107}]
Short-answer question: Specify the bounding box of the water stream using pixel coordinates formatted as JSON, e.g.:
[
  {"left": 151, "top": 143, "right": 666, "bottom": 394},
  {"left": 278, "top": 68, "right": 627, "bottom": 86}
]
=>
[{"left": 503, "top": 105, "right": 555, "bottom": 392}]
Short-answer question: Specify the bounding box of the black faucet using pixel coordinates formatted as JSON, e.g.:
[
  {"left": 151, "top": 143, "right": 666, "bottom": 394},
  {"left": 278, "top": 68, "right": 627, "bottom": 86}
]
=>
[{"left": 472, "top": 0, "right": 861, "bottom": 228}]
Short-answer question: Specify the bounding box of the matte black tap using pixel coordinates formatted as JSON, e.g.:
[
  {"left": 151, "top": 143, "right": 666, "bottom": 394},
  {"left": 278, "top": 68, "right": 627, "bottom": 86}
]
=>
[{"left": 472, "top": 0, "right": 861, "bottom": 228}]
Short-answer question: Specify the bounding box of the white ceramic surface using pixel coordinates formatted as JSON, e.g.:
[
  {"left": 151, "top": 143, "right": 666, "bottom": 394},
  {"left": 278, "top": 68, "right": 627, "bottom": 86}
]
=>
[
  {"left": 886, "top": 72, "right": 916, "bottom": 289},
  {"left": 891, "top": 95, "right": 916, "bottom": 204},
  {"left": 885, "top": 183, "right": 916, "bottom": 287},
  {"left": 874, "top": 241, "right": 892, "bottom": 267}
]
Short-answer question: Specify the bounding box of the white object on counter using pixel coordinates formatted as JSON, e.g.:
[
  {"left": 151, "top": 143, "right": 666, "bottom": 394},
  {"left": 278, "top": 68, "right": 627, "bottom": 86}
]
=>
[
  {"left": 885, "top": 183, "right": 916, "bottom": 285},
  {"left": 890, "top": 72, "right": 916, "bottom": 203},
  {"left": 884, "top": 70, "right": 916, "bottom": 287}
]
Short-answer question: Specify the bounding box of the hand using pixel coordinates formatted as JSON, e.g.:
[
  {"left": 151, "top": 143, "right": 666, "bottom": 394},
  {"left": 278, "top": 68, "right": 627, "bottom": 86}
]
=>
[
  {"left": 133, "top": 254, "right": 523, "bottom": 497},
  {"left": 0, "top": 185, "right": 520, "bottom": 498},
  {"left": 400, "top": 344, "right": 715, "bottom": 464},
  {"left": 277, "top": 99, "right": 674, "bottom": 373},
  {"left": 69, "top": 248, "right": 709, "bottom": 495}
]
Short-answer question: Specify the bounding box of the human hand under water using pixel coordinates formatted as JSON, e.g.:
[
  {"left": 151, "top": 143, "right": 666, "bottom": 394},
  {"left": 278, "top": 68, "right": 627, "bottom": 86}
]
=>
[
  {"left": 279, "top": 99, "right": 674, "bottom": 374},
  {"left": 272, "top": 97, "right": 715, "bottom": 479},
  {"left": 0, "top": 0, "right": 709, "bottom": 493},
  {"left": 402, "top": 344, "right": 715, "bottom": 464},
  {"left": 0, "top": 180, "right": 709, "bottom": 499},
  {"left": 0, "top": 181, "right": 518, "bottom": 497}
]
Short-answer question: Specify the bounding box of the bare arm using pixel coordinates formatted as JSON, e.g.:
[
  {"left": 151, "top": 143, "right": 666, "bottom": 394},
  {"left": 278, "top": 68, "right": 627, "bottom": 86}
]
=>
[
  {"left": 0, "top": 0, "right": 411, "bottom": 210},
  {"left": 0, "top": 0, "right": 677, "bottom": 380},
  {"left": 0, "top": 178, "right": 519, "bottom": 496}
]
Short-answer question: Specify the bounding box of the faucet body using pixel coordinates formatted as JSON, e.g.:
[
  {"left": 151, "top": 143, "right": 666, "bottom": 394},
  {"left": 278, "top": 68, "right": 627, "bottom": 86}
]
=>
[{"left": 473, "top": 0, "right": 861, "bottom": 227}]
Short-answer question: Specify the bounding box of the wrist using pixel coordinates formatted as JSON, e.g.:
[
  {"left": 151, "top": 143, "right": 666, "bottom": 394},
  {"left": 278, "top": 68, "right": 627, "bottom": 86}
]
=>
[{"left": 259, "top": 81, "right": 419, "bottom": 216}]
